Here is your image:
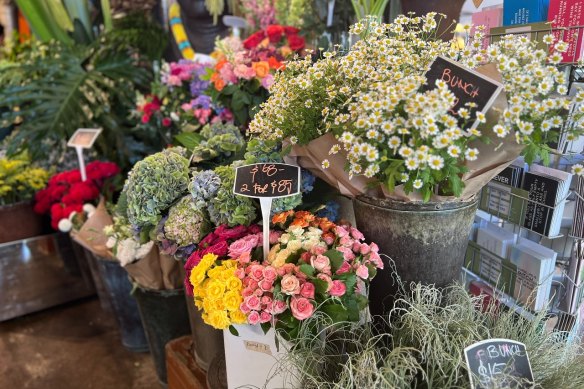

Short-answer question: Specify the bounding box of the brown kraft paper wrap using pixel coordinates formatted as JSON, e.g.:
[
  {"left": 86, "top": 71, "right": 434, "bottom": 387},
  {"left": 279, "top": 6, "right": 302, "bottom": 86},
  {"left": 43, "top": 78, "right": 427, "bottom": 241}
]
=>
[
  {"left": 159, "top": 252, "right": 184, "bottom": 290},
  {"left": 124, "top": 246, "right": 165, "bottom": 290},
  {"left": 285, "top": 63, "right": 525, "bottom": 203},
  {"left": 70, "top": 198, "right": 114, "bottom": 259}
]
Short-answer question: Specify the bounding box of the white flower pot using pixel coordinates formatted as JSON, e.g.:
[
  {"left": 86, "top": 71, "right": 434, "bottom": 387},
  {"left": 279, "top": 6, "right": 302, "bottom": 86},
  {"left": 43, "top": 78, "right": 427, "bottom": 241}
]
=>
[{"left": 223, "top": 324, "right": 299, "bottom": 389}]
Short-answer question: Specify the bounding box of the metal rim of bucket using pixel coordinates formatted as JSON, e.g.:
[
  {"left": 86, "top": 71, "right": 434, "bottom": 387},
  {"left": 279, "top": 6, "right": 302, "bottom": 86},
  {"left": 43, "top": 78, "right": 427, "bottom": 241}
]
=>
[{"left": 355, "top": 194, "right": 478, "bottom": 213}]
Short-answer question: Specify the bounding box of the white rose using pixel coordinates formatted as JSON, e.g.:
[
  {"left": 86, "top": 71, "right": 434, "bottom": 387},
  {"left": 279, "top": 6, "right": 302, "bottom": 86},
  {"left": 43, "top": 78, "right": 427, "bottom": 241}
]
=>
[
  {"left": 58, "top": 219, "right": 72, "bottom": 232},
  {"left": 83, "top": 203, "right": 96, "bottom": 214}
]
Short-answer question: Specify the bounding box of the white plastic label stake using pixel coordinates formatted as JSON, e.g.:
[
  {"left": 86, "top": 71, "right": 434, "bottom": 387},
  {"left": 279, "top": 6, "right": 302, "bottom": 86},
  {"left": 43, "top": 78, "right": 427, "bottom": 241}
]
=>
[
  {"left": 260, "top": 198, "right": 273, "bottom": 261},
  {"left": 75, "top": 146, "right": 87, "bottom": 182}
]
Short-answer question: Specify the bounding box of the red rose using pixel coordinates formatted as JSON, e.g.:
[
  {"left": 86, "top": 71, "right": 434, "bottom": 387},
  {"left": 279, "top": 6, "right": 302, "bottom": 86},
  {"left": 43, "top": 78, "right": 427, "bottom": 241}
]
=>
[
  {"left": 214, "top": 225, "right": 249, "bottom": 240},
  {"left": 247, "top": 224, "right": 262, "bottom": 234},
  {"left": 162, "top": 117, "right": 172, "bottom": 127},
  {"left": 202, "top": 240, "right": 229, "bottom": 257},
  {"left": 243, "top": 30, "right": 266, "bottom": 50},
  {"left": 284, "top": 26, "right": 300, "bottom": 35},
  {"left": 198, "top": 232, "right": 219, "bottom": 249},
  {"left": 266, "top": 25, "right": 284, "bottom": 43},
  {"left": 86, "top": 161, "right": 120, "bottom": 181},
  {"left": 287, "top": 34, "right": 305, "bottom": 51}
]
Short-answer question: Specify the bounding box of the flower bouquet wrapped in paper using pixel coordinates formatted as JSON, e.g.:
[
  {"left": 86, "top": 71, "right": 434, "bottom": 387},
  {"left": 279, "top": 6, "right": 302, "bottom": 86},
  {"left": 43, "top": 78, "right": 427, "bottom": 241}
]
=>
[{"left": 249, "top": 14, "right": 584, "bottom": 202}]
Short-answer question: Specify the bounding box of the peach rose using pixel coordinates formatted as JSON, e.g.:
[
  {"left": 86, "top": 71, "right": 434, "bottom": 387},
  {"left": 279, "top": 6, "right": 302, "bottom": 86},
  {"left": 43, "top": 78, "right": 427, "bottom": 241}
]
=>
[
  {"left": 281, "top": 274, "right": 300, "bottom": 295},
  {"left": 252, "top": 61, "right": 270, "bottom": 79}
]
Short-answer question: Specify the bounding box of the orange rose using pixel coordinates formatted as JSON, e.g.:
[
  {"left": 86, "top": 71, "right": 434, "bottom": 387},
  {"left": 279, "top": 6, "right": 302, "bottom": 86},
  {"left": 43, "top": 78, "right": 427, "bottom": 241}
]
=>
[
  {"left": 272, "top": 210, "right": 294, "bottom": 225},
  {"left": 317, "top": 218, "right": 336, "bottom": 233},
  {"left": 215, "top": 59, "right": 228, "bottom": 71},
  {"left": 290, "top": 219, "right": 309, "bottom": 228},
  {"left": 214, "top": 78, "right": 226, "bottom": 91},
  {"left": 268, "top": 56, "right": 284, "bottom": 70},
  {"left": 294, "top": 211, "right": 315, "bottom": 223},
  {"left": 252, "top": 61, "right": 270, "bottom": 79}
]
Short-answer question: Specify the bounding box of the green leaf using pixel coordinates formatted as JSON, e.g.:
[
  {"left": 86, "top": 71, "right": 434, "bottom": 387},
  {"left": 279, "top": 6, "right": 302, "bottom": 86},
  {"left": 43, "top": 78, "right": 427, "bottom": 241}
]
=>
[
  {"left": 174, "top": 132, "right": 203, "bottom": 150},
  {"left": 355, "top": 293, "right": 369, "bottom": 310},
  {"left": 325, "top": 249, "right": 344, "bottom": 272},
  {"left": 322, "top": 303, "right": 348, "bottom": 322},
  {"left": 313, "top": 279, "right": 329, "bottom": 295},
  {"left": 299, "top": 264, "right": 316, "bottom": 277},
  {"left": 346, "top": 298, "right": 360, "bottom": 321},
  {"left": 366, "top": 264, "right": 377, "bottom": 279},
  {"left": 100, "top": 0, "right": 113, "bottom": 32},
  {"left": 228, "top": 325, "right": 240, "bottom": 336},
  {"left": 344, "top": 274, "right": 357, "bottom": 296},
  {"left": 260, "top": 322, "right": 271, "bottom": 335}
]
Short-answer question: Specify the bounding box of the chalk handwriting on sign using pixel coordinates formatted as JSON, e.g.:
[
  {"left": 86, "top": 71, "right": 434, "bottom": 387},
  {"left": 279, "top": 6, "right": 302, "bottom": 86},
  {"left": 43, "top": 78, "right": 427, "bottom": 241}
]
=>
[
  {"left": 421, "top": 56, "right": 503, "bottom": 130},
  {"left": 244, "top": 340, "right": 272, "bottom": 356},
  {"left": 234, "top": 163, "right": 300, "bottom": 198},
  {"left": 465, "top": 339, "right": 534, "bottom": 389}
]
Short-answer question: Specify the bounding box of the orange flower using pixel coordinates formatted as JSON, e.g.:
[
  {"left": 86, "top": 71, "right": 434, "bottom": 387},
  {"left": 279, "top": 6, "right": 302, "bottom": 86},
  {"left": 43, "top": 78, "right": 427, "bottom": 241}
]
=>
[
  {"left": 260, "top": 37, "right": 270, "bottom": 48},
  {"left": 279, "top": 46, "right": 292, "bottom": 58},
  {"left": 215, "top": 59, "right": 228, "bottom": 71},
  {"left": 294, "top": 211, "right": 315, "bottom": 223},
  {"left": 214, "top": 78, "right": 226, "bottom": 91},
  {"left": 268, "top": 56, "right": 284, "bottom": 70},
  {"left": 272, "top": 210, "right": 294, "bottom": 225},
  {"left": 252, "top": 61, "right": 270, "bottom": 79},
  {"left": 317, "top": 218, "right": 336, "bottom": 233},
  {"left": 210, "top": 72, "right": 221, "bottom": 82},
  {"left": 290, "top": 219, "right": 309, "bottom": 228}
]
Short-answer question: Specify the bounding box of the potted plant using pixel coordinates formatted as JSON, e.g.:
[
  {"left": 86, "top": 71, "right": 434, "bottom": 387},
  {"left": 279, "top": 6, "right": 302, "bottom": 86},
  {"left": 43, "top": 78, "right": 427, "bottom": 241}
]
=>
[
  {"left": 0, "top": 152, "right": 49, "bottom": 243},
  {"left": 248, "top": 14, "right": 584, "bottom": 315}
]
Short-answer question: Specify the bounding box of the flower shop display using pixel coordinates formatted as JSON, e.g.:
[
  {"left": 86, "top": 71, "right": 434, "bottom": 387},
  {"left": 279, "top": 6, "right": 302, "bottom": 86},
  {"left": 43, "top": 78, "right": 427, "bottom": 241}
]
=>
[
  {"left": 249, "top": 14, "right": 584, "bottom": 316},
  {"left": 187, "top": 122, "right": 246, "bottom": 164},
  {"left": 135, "top": 60, "right": 233, "bottom": 146},
  {"left": 0, "top": 153, "right": 49, "bottom": 242},
  {"left": 33, "top": 160, "right": 120, "bottom": 230},
  {"left": 206, "top": 26, "right": 305, "bottom": 125}
]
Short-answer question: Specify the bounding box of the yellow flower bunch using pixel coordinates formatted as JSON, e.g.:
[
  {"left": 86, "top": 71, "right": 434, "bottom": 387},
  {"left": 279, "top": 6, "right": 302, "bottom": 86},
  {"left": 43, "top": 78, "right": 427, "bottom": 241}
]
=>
[
  {"left": 0, "top": 154, "right": 49, "bottom": 206},
  {"left": 190, "top": 253, "right": 246, "bottom": 329}
]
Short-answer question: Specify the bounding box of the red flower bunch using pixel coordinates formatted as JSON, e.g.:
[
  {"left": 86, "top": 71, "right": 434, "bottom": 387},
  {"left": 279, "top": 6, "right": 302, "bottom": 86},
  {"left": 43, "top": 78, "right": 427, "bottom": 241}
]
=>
[
  {"left": 184, "top": 224, "right": 261, "bottom": 295},
  {"left": 138, "top": 95, "right": 162, "bottom": 124},
  {"left": 243, "top": 25, "right": 305, "bottom": 52},
  {"left": 34, "top": 161, "right": 120, "bottom": 229}
]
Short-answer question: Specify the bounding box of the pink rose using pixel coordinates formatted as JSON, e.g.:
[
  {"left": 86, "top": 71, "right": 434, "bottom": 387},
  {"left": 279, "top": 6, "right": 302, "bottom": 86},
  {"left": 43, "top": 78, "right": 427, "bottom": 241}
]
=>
[
  {"left": 300, "top": 282, "right": 315, "bottom": 299},
  {"left": 249, "top": 264, "right": 265, "bottom": 281},
  {"left": 240, "top": 302, "right": 251, "bottom": 313},
  {"left": 350, "top": 227, "right": 365, "bottom": 240},
  {"left": 238, "top": 252, "right": 251, "bottom": 264},
  {"left": 271, "top": 299, "right": 287, "bottom": 314},
  {"left": 219, "top": 63, "right": 238, "bottom": 83},
  {"left": 323, "top": 235, "right": 335, "bottom": 245},
  {"left": 228, "top": 238, "right": 255, "bottom": 258},
  {"left": 339, "top": 235, "right": 354, "bottom": 247},
  {"left": 311, "top": 255, "right": 331, "bottom": 274},
  {"left": 269, "top": 230, "right": 282, "bottom": 244},
  {"left": 259, "top": 311, "right": 272, "bottom": 323},
  {"left": 235, "top": 268, "right": 246, "bottom": 279},
  {"left": 329, "top": 280, "right": 346, "bottom": 297},
  {"left": 260, "top": 279, "right": 274, "bottom": 292},
  {"left": 356, "top": 265, "right": 369, "bottom": 279},
  {"left": 281, "top": 274, "right": 301, "bottom": 295},
  {"left": 262, "top": 266, "right": 277, "bottom": 281},
  {"left": 336, "top": 261, "right": 351, "bottom": 275},
  {"left": 245, "top": 295, "right": 261, "bottom": 310},
  {"left": 317, "top": 273, "right": 333, "bottom": 292},
  {"left": 248, "top": 310, "right": 261, "bottom": 325},
  {"left": 369, "top": 252, "right": 384, "bottom": 269},
  {"left": 261, "top": 296, "right": 273, "bottom": 308},
  {"left": 301, "top": 252, "right": 312, "bottom": 263},
  {"left": 359, "top": 243, "right": 371, "bottom": 255},
  {"left": 311, "top": 245, "right": 326, "bottom": 256},
  {"left": 356, "top": 278, "right": 366, "bottom": 295},
  {"left": 335, "top": 226, "right": 349, "bottom": 238},
  {"left": 336, "top": 246, "right": 356, "bottom": 261},
  {"left": 254, "top": 289, "right": 264, "bottom": 296},
  {"left": 234, "top": 64, "right": 256, "bottom": 80},
  {"left": 370, "top": 243, "right": 379, "bottom": 253},
  {"left": 281, "top": 263, "right": 295, "bottom": 274},
  {"left": 242, "top": 287, "right": 254, "bottom": 298},
  {"left": 290, "top": 297, "right": 315, "bottom": 320},
  {"left": 352, "top": 242, "right": 362, "bottom": 253}
]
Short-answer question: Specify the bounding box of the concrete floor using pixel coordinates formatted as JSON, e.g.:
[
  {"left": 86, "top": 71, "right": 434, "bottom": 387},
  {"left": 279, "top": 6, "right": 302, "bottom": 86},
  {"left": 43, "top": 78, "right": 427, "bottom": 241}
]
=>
[{"left": 0, "top": 297, "right": 160, "bottom": 389}]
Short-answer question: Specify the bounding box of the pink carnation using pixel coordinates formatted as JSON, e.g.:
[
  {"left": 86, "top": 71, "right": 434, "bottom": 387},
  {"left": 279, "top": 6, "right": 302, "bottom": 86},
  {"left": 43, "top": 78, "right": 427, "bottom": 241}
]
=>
[{"left": 261, "top": 73, "right": 275, "bottom": 89}]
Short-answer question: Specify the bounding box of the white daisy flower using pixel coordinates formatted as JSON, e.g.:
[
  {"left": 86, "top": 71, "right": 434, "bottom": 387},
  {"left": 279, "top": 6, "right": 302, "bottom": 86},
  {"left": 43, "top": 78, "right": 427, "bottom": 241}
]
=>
[
  {"left": 465, "top": 148, "right": 479, "bottom": 161},
  {"left": 405, "top": 158, "right": 419, "bottom": 170},
  {"left": 571, "top": 164, "right": 584, "bottom": 176},
  {"left": 428, "top": 155, "right": 445, "bottom": 170},
  {"left": 447, "top": 145, "right": 461, "bottom": 158},
  {"left": 322, "top": 159, "right": 330, "bottom": 169},
  {"left": 413, "top": 179, "right": 423, "bottom": 189}
]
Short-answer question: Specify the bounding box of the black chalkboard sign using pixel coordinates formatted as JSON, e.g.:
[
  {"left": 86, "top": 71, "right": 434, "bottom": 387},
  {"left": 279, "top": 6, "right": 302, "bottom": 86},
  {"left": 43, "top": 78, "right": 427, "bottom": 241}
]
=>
[
  {"left": 233, "top": 163, "right": 300, "bottom": 198},
  {"left": 465, "top": 339, "right": 534, "bottom": 389},
  {"left": 421, "top": 56, "right": 503, "bottom": 130}
]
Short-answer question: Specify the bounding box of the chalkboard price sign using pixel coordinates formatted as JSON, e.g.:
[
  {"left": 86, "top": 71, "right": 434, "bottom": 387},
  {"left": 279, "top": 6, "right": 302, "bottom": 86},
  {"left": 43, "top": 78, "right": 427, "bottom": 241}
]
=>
[
  {"left": 233, "top": 163, "right": 300, "bottom": 198},
  {"left": 421, "top": 56, "right": 503, "bottom": 130},
  {"left": 465, "top": 338, "right": 534, "bottom": 389}
]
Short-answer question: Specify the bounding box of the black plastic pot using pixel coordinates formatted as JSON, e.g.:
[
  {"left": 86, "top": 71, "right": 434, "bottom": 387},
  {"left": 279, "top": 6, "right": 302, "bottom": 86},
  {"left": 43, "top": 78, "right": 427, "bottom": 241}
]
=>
[
  {"left": 134, "top": 286, "right": 191, "bottom": 385},
  {"left": 94, "top": 255, "right": 149, "bottom": 352}
]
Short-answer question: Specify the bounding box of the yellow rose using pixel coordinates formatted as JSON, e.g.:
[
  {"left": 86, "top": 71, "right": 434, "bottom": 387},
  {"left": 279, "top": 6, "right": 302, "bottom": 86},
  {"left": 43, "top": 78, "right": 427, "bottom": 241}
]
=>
[
  {"left": 207, "top": 267, "right": 222, "bottom": 280},
  {"left": 207, "top": 279, "right": 226, "bottom": 299},
  {"left": 195, "top": 299, "right": 204, "bottom": 310},
  {"left": 190, "top": 268, "right": 206, "bottom": 288},
  {"left": 222, "top": 260, "right": 237, "bottom": 269},
  {"left": 206, "top": 310, "right": 231, "bottom": 329},
  {"left": 268, "top": 244, "right": 280, "bottom": 263},
  {"left": 223, "top": 290, "right": 243, "bottom": 311},
  {"left": 203, "top": 298, "right": 225, "bottom": 314},
  {"left": 230, "top": 310, "right": 247, "bottom": 324},
  {"left": 225, "top": 276, "right": 242, "bottom": 291}
]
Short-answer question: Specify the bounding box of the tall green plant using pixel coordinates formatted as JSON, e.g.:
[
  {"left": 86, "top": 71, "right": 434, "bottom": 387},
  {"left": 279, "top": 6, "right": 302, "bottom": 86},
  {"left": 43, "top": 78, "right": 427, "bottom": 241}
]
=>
[
  {"left": 351, "top": 0, "right": 391, "bottom": 20},
  {"left": 0, "top": 43, "right": 150, "bottom": 168}
]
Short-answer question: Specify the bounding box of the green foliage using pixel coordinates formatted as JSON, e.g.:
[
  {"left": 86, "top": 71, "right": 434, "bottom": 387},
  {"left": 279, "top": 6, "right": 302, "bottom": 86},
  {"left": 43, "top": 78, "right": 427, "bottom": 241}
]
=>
[
  {"left": 208, "top": 79, "right": 270, "bottom": 126},
  {"left": 125, "top": 148, "right": 190, "bottom": 228},
  {"left": 190, "top": 122, "right": 246, "bottom": 165},
  {"left": 0, "top": 42, "right": 151, "bottom": 168}
]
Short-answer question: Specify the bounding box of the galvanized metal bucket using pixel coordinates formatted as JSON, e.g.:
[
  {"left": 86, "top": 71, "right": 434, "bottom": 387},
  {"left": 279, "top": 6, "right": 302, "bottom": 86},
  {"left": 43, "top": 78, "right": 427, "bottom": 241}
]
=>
[
  {"left": 353, "top": 195, "right": 478, "bottom": 317},
  {"left": 184, "top": 292, "right": 225, "bottom": 372},
  {"left": 134, "top": 286, "right": 191, "bottom": 385}
]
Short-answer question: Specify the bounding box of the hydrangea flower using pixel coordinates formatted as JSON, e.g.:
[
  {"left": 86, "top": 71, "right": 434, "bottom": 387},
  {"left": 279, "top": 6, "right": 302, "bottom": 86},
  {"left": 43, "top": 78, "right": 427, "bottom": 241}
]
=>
[{"left": 190, "top": 170, "right": 221, "bottom": 208}]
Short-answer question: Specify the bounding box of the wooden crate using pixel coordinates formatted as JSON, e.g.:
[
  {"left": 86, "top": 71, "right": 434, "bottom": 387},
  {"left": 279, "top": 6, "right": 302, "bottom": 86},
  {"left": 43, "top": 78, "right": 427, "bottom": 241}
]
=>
[{"left": 166, "top": 336, "right": 208, "bottom": 389}]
